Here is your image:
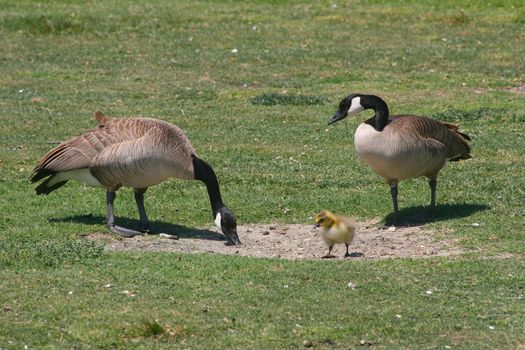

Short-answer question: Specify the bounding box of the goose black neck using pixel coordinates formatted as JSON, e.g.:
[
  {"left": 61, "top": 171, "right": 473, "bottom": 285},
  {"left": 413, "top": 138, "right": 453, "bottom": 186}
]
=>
[
  {"left": 192, "top": 155, "right": 224, "bottom": 215},
  {"left": 363, "top": 95, "right": 390, "bottom": 132}
]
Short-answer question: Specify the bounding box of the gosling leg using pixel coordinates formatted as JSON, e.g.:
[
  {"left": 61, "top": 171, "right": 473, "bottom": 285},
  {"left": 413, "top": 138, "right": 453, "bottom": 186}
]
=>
[
  {"left": 344, "top": 243, "right": 351, "bottom": 258},
  {"left": 322, "top": 245, "right": 336, "bottom": 259}
]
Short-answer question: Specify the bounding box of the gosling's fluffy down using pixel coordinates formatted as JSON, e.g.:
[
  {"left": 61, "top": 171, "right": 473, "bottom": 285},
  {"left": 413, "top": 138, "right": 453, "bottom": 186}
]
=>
[{"left": 315, "top": 210, "right": 357, "bottom": 258}]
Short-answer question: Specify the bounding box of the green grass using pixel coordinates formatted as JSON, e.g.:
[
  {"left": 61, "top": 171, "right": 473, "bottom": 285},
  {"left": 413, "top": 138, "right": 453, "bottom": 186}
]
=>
[
  {"left": 2, "top": 254, "right": 524, "bottom": 349},
  {"left": 1, "top": 0, "right": 524, "bottom": 348}
]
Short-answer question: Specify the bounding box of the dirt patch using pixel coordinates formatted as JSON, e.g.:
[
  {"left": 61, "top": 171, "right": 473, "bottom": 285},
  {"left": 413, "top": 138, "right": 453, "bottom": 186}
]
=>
[
  {"left": 84, "top": 220, "right": 464, "bottom": 260},
  {"left": 508, "top": 84, "right": 525, "bottom": 96}
]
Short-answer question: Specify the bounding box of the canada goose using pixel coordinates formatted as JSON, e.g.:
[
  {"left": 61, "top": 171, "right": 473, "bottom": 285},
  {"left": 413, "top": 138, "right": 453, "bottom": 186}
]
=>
[
  {"left": 315, "top": 210, "right": 357, "bottom": 258},
  {"left": 30, "top": 111, "right": 241, "bottom": 245},
  {"left": 328, "top": 93, "right": 471, "bottom": 223}
]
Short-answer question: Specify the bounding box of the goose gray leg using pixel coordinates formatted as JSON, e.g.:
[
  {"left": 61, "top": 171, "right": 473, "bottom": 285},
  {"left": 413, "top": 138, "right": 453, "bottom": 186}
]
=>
[
  {"left": 429, "top": 179, "right": 437, "bottom": 221},
  {"left": 134, "top": 188, "right": 149, "bottom": 233},
  {"left": 389, "top": 182, "right": 400, "bottom": 225},
  {"left": 106, "top": 191, "right": 144, "bottom": 237},
  {"left": 390, "top": 185, "right": 399, "bottom": 214}
]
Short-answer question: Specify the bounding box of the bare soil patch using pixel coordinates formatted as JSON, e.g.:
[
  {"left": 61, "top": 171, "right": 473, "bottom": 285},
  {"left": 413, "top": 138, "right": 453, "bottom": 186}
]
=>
[
  {"left": 84, "top": 220, "right": 463, "bottom": 260},
  {"left": 508, "top": 84, "right": 525, "bottom": 95}
]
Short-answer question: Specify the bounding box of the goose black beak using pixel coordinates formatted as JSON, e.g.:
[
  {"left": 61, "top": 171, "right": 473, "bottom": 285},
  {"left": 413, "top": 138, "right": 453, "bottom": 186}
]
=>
[
  {"left": 328, "top": 111, "right": 345, "bottom": 125},
  {"left": 223, "top": 227, "right": 242, "bottom": 246}
]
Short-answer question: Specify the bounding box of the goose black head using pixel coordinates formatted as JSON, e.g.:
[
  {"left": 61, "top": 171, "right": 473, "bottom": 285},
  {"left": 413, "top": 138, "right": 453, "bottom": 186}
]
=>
[
  {"left": 215, "top": 207, "right": 241, "bottom": 246},
  {"left": 328, "top": 93, "right": 366, "bottom": 125}
]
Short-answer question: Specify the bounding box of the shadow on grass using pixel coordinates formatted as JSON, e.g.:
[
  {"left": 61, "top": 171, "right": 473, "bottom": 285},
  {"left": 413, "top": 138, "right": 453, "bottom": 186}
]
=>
[
  {"left": 48, "top": 214, "right": 226, "bottom": 242},
  {"left": 383, "top": 203, "right": 490, "bottom": 227}
]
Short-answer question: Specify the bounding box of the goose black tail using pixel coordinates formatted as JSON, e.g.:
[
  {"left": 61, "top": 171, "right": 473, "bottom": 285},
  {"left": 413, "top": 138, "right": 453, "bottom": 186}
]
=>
[{"left": 32, "top": 172, "right": 68, "bottom": 195}]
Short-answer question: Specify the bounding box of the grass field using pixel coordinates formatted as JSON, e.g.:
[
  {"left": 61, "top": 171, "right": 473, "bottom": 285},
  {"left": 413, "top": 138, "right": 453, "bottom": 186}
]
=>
[{"left": 1, "top": 0, "right": 524, "bottom": 348}]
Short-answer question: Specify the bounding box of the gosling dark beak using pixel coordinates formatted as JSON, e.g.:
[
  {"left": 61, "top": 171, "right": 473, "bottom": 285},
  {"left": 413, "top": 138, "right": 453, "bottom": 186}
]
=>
[
  {"left": 223, "top": 227, "right": 242, "bottom": 246},
  {"left": 314, "top": 223, "right": 320, "bottom": 228},
  {"left": 328, "top": 111, "right": 345, "bottom": 125}
]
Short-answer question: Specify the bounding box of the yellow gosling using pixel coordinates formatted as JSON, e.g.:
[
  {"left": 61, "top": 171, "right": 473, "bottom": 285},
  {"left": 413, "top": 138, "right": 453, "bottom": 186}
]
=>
[{"left": 314, "top": 210, "right": 357, "bottom": 259}]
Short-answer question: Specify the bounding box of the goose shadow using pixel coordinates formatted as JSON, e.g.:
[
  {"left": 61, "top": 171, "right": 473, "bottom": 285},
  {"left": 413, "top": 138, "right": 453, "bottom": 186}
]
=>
[
  {"left": 48, "top": 214, "right": 227, "bottom": 242},
  {"left": 383, "top": 203, "right": 490, "bottom": 227}
]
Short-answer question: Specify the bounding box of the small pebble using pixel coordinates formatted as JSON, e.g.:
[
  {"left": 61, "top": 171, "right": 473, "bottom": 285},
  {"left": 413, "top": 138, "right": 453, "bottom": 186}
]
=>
[
  {"left": 262, "top": 231, "right": 270, "bottom": 235},
  {"left": 122, "top": 290, "right": 136, "bottom": 297},
  {"left": 387, "top": 226, "right": 397, "bottom": 232},
  {"left": 303, "top": 340, "right": 313, "bottom": 348},
  {"left": 159, "top": 233, "right": 178, "bottom": 240}
]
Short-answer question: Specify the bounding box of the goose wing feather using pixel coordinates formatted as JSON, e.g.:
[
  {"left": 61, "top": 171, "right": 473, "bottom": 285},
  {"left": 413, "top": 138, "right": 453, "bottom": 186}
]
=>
[
  {"left": 31, "top": 115, "right": 195, "bottom": 187},
  {"left": 30, "top": 128, "right": 114, "bottom": 182},
  {"left": 389, "top": 115, "right": 471, "bottom": 160},
  {"left": 90, "top": 125, "right": 195, "bottom": 188}
]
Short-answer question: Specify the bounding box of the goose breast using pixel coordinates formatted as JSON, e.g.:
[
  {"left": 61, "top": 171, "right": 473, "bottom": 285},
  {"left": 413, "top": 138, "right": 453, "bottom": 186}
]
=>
[{"left": 354, "top": 120, "right": 447, "bottom": 180}]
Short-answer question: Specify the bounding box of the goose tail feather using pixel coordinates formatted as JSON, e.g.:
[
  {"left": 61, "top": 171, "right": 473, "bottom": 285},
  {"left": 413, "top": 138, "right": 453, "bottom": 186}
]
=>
[
  {"left": 443, "top": 122, "right": 471, "bottom": 160},
  {"left": 34, "top": 174, "right": 68, "bottom": 195}
]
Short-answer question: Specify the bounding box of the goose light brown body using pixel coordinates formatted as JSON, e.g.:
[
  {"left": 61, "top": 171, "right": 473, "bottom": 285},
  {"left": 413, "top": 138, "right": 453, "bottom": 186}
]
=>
[
  {"left": 34, "top": 112, "right": 195, "bottom": 192},
  {"left": 30, "top": 111, "right": 241, "bottom": 245},
  {"left": 354, "top": 115, "right": 471, "bottom": 183},
  {"left": 328, "top": 93, "right": 471, "bottom": 222}
]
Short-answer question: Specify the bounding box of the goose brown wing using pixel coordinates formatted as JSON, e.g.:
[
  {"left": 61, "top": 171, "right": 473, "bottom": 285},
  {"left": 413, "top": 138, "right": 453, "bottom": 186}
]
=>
[
  {"left": 89, "top": 122, "right": 195, "bottom": 188},
  {"left": 31, "top": 115, "right": 195, "bottom": 187},
  {"left": 441, "top": 122, "right": 471, "bottom": 160},
  {"left": 30, "top": 116, "right": 144, "bottom": 183},
  {"left": 30, "top": 128, "right": 116, "bottom": 183},
  {"left": 390, "top": 115, "right": 471, "bottom": 161}
]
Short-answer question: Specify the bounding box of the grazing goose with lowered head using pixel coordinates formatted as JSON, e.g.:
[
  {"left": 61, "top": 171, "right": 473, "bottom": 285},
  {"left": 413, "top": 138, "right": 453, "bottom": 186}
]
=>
[
  {"left": 328, "top": 93, "right": 471, "bottom": 223},
  {"left": 30, "top": 111, "right": 241, "bottom": 245}
]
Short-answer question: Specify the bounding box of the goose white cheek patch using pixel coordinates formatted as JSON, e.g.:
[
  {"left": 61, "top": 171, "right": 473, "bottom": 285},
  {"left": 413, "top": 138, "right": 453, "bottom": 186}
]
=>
[
  {"left": 214, "top": 212, "right": 222, "bottom": 229},
  {"left": 348, "top": 96, "right": 364, "bottom": 115}
]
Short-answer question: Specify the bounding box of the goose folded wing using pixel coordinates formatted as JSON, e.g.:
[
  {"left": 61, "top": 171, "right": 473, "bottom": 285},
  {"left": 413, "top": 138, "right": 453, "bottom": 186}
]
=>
[{"left": 30, "top": 129, "right": 119, "bottom": 182}]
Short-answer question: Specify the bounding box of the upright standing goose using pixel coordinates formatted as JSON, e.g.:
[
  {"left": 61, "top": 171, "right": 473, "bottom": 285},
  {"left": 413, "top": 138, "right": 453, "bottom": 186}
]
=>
[
  {"left": 328, "top": 93, "right": 471, "bottom": 222},
  {"left": 30, "top": 111, "right": 241, "bottom": 245}
]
